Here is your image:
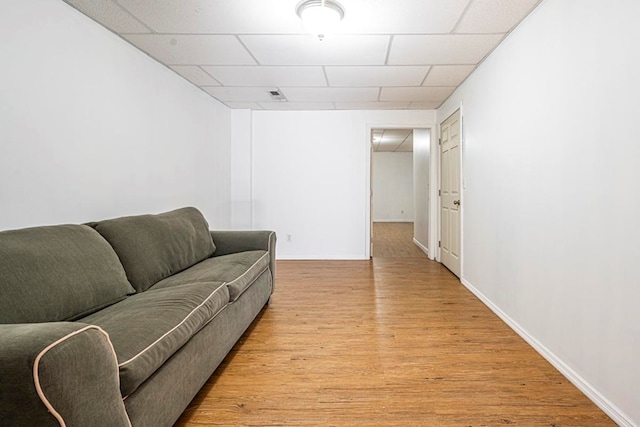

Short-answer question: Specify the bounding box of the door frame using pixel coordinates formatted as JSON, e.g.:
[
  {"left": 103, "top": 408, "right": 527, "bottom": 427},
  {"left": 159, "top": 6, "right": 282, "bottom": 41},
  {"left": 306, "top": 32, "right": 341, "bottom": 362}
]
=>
[
  {"left": 436, "top": 103, "right": 464, "bottom": 276},
  {"left": 365, "top": 121, "right": 436, "bottom": 259}
]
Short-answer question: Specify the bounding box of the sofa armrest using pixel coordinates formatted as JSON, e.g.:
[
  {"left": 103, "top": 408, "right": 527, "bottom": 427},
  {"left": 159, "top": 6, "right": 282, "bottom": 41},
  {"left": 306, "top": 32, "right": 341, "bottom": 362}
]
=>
[
  {"left": 0, "top": 322, "right": 131, "bottom": 427},
  {"left": 210, "top": 230, "right": 277, "bottom": 294}
]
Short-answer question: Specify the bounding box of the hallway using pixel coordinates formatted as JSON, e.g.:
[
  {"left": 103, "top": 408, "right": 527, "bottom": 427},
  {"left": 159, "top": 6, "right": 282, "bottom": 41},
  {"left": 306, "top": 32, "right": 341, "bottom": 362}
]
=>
[{"left": 372, "top": 222, "right": 427, "bottom": 258}]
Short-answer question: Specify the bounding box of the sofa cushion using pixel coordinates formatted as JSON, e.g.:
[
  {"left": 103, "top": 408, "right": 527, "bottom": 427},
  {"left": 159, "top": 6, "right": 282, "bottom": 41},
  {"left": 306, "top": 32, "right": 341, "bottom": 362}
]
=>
[
  {"left": 0, "top": 225, "right": 135, "bottom": 324},
  {"left": 80, "top": 281, "right": 229, "bottom": 397},
  {"left": 92, "top": 207, "right": 216, "bottom": 292},
  {"left": 152, "top": 250, "right": 270, "bottom": 301}
]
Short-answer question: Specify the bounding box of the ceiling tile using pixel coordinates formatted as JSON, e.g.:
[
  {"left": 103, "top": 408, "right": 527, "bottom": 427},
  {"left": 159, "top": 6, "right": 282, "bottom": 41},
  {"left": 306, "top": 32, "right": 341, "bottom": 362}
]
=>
[
  {"left": 374, "top": 133, "right": 414, "bottom": 152},
  {"left": 336, "top": 0, "right": 470, "bottom": 34},
  {"left": 202, "top": 87, "right": 277, "bottom": 102},
  {"left": 423, "top": 65, "right": 475, "bottom": 86},
  {"left": 380, "top": 87, "right": 455, "bottom": 102},
  {"left": 388, "top": 34, "right": 504, "bottom": 65},
  {"left": 379, "top": 137, "right": 407, "bottom": 145},
  {"left": 375, "top": 143, "right": 401, "bottom": 152},
  {"left": 281, "top": 87, "right": 379, "bottom": 102},
  {"left": 202, "top": 66, "right": 326, "bottom": 87},
  {"left": 258, "top": 102, "right": 336, "bottom": 110},
  {"left": 240, "top": 35, "right": 389, "bottom": 66},
  {"left": 169, "top": 66, "right": 220, "bottom": 86},
  {"left": 409, "top": 101, "right": 443, "bottom": 109},
  {"left": 335, "top": 102, "right": 411, "bottom": 110},
  {"left": 326, "top": 66, "right": 429, "bottom": 87},
  {"left": 384, "top": 130, "right": 412, "bottom": 138},
  {"left": 395, "top": 142, "right": 414, "bottom": 152},
  {"left": 116, "top": 0, "right": 305, "bottom": 34},
  {"left": 455, "top": 0, "right": 541, "bottom": 34},
  {"left": 64, "top": 0, "right": 150, "bottom": 33},
  {"left": 123, "top": 35, "right": 257, "bottom": 65},
  {"left": 223, "top": 102, "right": 264, "bottom": 109}
]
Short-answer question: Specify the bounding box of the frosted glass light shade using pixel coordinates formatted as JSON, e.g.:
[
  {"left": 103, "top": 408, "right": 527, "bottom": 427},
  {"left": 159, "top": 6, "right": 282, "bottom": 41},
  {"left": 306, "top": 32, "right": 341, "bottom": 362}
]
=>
[{"left": 296, "top": 0, "right": 345, "bottom": 40}]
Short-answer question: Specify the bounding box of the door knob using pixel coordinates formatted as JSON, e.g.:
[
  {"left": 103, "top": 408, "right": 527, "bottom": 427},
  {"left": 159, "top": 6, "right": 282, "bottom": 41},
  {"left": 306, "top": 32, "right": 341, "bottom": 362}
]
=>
[{"left": 453, "top": 200, "right": 460, "bottom": 206}]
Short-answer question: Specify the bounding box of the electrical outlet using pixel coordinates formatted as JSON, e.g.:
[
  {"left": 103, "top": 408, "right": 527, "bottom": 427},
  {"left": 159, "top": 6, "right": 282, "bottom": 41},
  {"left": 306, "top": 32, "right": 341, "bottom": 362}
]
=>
[{"left": 286, "top": 234, "right": 293, "bottom": 243}]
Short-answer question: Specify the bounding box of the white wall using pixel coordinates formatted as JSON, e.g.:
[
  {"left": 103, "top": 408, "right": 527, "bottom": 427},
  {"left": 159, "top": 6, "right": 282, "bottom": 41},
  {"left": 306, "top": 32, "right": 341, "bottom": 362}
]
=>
[
  {"left": 0, "top": 0, "right": 232, "bottom": 230},
  {"left": 413, "top": 129, "right": 430, "bottom": 254},
  {"left": 438, "top": 0, "right": 640, "bottom": 424},
  {"left": 372, "top": 152, "right": 413, "bottom": 222},
  {"left": 250, "top": 110, "right": 434, "bottom": 259},
  {"left": 230, "top": 109, "right": 252, "bottom": 229}
]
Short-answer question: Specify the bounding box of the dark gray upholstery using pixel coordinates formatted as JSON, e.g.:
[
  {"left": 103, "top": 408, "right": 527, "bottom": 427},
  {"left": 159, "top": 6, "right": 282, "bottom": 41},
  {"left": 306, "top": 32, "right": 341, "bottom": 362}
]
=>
[
  {"left": 210, "top": 230, "right": 277, "bottom": 293},
  {"left": 80, "top": 281, "right": 229, "bottom": 396},
  {"left": 0, "top": 322, "right": 130, "bottom": 427},
  {"left": 0, "top": 225, "right": 135, "bottom": 323},
  {"left": 125, "top": 271, "right": 273, "bottom": 427},
  {"left": 92, "top": 207, "right": 216, "bottom": 292},
  {"left": 153, "top": 250, "right": 270, "bottom": 301},
  {"left": 0, "top": 208, "right": 276, "bottom": 427}
]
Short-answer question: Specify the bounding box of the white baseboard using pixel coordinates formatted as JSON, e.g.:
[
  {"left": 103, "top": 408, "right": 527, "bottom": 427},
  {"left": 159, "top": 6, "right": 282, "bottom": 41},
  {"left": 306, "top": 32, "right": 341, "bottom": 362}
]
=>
[
  {"left": 413, "top": 238, "right": 429, "bottom": 257},
  {"left": 460, "top": 277, "right": 636, "bottom": 427},
  {"left": 372, "top": 219, "right": 414, "bottom": 223}
]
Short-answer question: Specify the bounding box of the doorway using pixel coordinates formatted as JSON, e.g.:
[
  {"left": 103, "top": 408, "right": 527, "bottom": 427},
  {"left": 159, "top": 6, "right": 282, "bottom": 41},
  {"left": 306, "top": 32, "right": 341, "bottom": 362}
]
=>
[{"left": 370, "top": 128, "right": 428, "bottom": 258}]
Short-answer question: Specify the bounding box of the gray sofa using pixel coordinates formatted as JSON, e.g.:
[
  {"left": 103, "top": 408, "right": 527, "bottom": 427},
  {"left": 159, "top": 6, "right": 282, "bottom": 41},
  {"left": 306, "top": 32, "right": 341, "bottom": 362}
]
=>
[{"left": 0, "top": 207, "right": 276, "bottom": 426}]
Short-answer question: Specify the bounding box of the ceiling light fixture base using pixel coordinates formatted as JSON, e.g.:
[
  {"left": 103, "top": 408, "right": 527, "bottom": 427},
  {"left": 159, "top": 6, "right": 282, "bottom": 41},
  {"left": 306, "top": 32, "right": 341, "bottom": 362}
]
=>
[{"left": 296, "top": 0, "right": 345, "bottom": 41}]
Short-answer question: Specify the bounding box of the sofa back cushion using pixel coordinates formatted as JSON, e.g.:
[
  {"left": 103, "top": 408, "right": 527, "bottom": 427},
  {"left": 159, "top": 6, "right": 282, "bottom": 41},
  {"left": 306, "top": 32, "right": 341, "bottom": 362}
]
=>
[
  {"left": 0, "top": 225, "right": 135, "bottom": 324},
  {"left": 92, "top": 207, "right": 216, "bottom": 292}
]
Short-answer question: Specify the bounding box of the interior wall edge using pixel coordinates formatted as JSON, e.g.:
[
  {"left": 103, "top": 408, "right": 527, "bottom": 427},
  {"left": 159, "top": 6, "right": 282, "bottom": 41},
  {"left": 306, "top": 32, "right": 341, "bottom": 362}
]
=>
[{"left": 413, "top": 238, "right": 429, "bottom": 257}]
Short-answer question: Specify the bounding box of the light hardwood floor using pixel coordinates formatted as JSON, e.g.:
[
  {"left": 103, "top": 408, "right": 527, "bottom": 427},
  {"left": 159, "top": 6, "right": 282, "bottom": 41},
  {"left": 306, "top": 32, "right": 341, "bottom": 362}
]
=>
[
  {"left": 175, "top": 257, "right": 613, "bottom": 426},
  {"left": 372, "top": 222, "right": 427, "bottom": 258}
]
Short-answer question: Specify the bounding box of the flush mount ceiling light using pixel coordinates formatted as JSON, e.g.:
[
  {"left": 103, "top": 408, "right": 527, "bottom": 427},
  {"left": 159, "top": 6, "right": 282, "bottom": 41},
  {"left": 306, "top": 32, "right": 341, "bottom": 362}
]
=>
[{"left": 296, "top": 0, "right": 345, "bottom": 41}]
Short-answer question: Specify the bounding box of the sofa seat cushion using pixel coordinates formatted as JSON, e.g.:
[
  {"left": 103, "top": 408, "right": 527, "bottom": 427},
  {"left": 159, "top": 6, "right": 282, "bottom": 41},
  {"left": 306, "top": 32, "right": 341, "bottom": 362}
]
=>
[
  {"left": 0, "top": 225, "right": 135, "bottom": 324},
  {"left": 91, "top": 207, "right": 216, "bottom": 293},
  {"left": 152, "top": 250, "right": 269, "bottom": 302},
  {"left": 80, "top": 281, "right": 229, "bottom": 396}
]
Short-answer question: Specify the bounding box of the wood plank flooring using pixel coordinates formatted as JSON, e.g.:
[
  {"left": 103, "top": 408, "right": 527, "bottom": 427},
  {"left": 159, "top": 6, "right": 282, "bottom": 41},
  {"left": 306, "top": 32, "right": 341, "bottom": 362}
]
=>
[
  {"left": 372, "top": 222, "right": 427, "bottom": 258},
  {"left": 175, "top": 258, "right": 613, "bottom": 426}
]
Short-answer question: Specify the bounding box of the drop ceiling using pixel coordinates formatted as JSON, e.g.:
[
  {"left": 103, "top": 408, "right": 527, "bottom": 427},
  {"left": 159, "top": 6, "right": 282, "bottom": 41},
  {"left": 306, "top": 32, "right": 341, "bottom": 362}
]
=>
[
  {"left": 372, "top": 129, "right": 414, "bottom": 152},
  {"left": 63, "top": 0, "right": 542, "bottom": 111}
]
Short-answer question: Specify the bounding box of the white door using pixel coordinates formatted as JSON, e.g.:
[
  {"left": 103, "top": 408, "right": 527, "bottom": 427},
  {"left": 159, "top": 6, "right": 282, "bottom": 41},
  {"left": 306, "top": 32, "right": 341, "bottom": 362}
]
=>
[{"left": 440, "top": 110, "right": 461, "bottom": 277}]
